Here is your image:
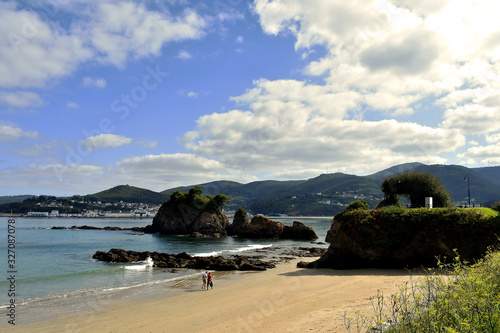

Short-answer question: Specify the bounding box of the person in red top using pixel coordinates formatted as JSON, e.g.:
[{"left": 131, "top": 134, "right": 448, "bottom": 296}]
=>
[{"left": 207, "top": 272, "right": 213, "bottom": 290}]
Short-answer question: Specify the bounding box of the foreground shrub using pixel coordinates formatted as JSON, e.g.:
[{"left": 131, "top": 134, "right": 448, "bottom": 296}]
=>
[{"left": 345, "top": 247, "right": 500, "bottom": 332}]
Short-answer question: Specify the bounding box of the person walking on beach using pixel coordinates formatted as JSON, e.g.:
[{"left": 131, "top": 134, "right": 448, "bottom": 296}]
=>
[
  {"left": 202, "top": 271, "right": 208, "bottom": 290},
  {"left": 207, "top": 272, "right": 213, "bottom": 290}
]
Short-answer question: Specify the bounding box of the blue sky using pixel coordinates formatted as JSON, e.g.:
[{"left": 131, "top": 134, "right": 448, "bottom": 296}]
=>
[{"left": 1, "top": 0, "right": 500, "bottom": 196}]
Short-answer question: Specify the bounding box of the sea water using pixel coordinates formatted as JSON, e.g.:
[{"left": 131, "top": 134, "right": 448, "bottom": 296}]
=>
[{"left": 0, "top": 216, "right": 332, "bottom": 324}]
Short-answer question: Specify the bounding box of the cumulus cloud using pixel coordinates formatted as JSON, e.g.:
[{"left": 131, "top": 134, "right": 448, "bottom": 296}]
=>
[
  {"left": 459, "top": 145, "right": 500, "bottom": 165},
  {"left": 0, "top": 1, "right": 210, "bottom": 89},
  {"left": 79, "top": 134, "right": 133, "bottom": 152},
  {"left": 390, "top": 0, "right": 451, "bottom": 17},
  {"left": 0, "top": 2, "right": 92, "bottom": 89},
  {"left": 441, "top": 105, "right": 500, "bottom": 134},
  {"left": 0, "top": 91, "right": 43, "bottom": 108},
  {"left": 184, "top": 79, "right": 462, "bottom": 176},
  {"left": 114, "top": 153, "right": 257, "bottom": 190},
  {"left": 87, "top": 3, "right": 206, "bottom": 67},
  {"left": 0, "top": 123, "right": 38, "bottom": 143},
  {"left": 359, "top": 27, "right": 445, "bottom": 76}
]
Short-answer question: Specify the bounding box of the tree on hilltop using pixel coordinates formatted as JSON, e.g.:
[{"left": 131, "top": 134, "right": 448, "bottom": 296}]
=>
[{"left": 378, "top": 171, "right": 452, "bottom": 208}]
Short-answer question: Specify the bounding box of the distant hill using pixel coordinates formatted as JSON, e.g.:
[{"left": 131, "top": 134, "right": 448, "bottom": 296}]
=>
[
  {"left": 88, "top": 185, "right": 168, "bottom": 204},
  {"left": 0, "top": 195, "right": 35, "bottom": 204},
  {"left": 79, "top": 163, "right": 500, "bottom": 215},
  {"left": 367, "top": 164, "right": 500, "bottom": 205},
  {"left": 366, "top": 162, "right": 425, "bottom": 181}
]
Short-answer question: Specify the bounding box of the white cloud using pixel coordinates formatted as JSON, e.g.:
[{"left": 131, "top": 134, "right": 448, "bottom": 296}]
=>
[
  {"left": 114, "top": 153, "right": 257, "bottom": 190},
  {"left": 0, "top": 91, "right": 43, "bottom": 108},
  {"left": 459, "top": 144, "right": 500, "bottom": 165},
  {"left": 0, "top": 163, "right": 106, "bottom": 193},
  {"left": 187, "top": 91, "right": 198, "bottom": 98},
  {"left": 177, "top": 50, "right": 192, "bottom": 59},
  {"left": 79, "top": 134, "right": 133, "bottom": 152},
  {"left": 0, "top": 2, "right": 92, "bottom": 89},
  {"left": 235, "top": 36, "right": 244, "bottom": 43},
  {"left": 390, "top": 0, "right": 451, "bottom": 17},
  {"left": 67, "top": 102, "right": 80, "bottom": 109},
  {"left": 87, "top": 3, "right": 206, "bottom": 67},
  {"left": 82, "top": 77, "right": 107, "bottom": 88},
  {"left": 0, "top": 123, "right": 39, "bottom": 143},
  {"left": 359, "top": 26, "right": 446, "bottom": 76},
  {"left": 441, "top": 104, "right": 500, "bottom": 135},
  {"left": 0, "top": 2, "right": 209, "bottom": 89},
  {"left": 184, "top": 79, "right": 462, "bottom": 176}
]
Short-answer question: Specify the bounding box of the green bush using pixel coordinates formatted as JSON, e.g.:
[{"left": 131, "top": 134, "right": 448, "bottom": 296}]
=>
[
  {"left": 492, "top": 201, "right": 500, "bottom": 213},
  {"left": 345, "top": 247, "right": 500, "bottom": 332},
  {"left": 345, "top": 200, "right": 370, "bottom": 212},
  {"left": 380, "top": 171, "right": 452, "bottom": 208}
]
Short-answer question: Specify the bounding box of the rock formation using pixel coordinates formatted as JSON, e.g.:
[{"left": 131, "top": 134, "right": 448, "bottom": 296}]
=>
[
  {"left": 236, "top": 215, "right": 285, "bottom": 238},
  {"left": 144, "top": 188, "right": 318, "bottom": 240},
  {"left": 281, "top": 221, "right": 319, "bottom": 240},
  {"left": 52, "top": 225, "right": 146, "bottom": 231},
  {"left": 93, "top": 248, "right": 275, "bottom": 271},
  {"left": 145, "top": 188, "right": 230, "bottom": 237},
  {"left": 300, "top": 207, "right": 500, "bottom": 269},
  {"left": 236, "top": 215, "right": 318, "bottom": 240},
  {"left": 227, "top": 207, "right": 250, "bottom": 235}
]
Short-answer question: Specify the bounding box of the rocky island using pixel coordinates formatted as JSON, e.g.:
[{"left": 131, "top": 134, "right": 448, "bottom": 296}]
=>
[{"left": 144, "top": 187, "right": 318, "bottom": 240}]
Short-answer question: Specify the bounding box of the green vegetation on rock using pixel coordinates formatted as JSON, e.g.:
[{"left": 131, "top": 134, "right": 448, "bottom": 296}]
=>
[
  {"left": 380, "top": 170, "right": 452, "bottom": 208},
  {"left": 167, "top": 186, "right": 230, "bottom": 213}
]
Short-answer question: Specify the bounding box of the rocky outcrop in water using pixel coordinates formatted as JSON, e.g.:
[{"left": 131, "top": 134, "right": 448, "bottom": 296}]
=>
[
  {"left": 145, "top": 188, "right": 230, "bottom": 237},
  {"left": 92, "top": 248, "right": 275, "bottom": 271},
  {"left": 236, "top": 216, "right": 318, "bottom": 240},
  {"left": 282, "top": 221, "right": 319, "bottom": 240},
  {"left": 52, "top": 225, "right": 146, "bottom": 231},
  {"left": 227, "top": 207, "right": 250, "bottom": 236},
  {"left": 145, "top": 188, "right": 318, "bottom": 240}
]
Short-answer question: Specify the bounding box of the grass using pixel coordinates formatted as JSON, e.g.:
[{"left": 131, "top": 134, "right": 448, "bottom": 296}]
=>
[
  {"left": 469, "top": 207, "right": 499, "bottom": 219},
  {"left": 344, "top": 247, "right": 500, "bottom": 332}
]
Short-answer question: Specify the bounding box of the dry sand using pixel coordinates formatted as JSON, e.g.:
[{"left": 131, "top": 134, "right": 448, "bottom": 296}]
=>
[{"left": 9, "top": 259, "right": 414, "bottom": 333}]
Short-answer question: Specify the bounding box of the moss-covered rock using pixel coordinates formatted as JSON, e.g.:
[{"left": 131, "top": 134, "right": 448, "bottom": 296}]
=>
[{"left": 305, "top": 207, "right": 500, "bottom": 269}]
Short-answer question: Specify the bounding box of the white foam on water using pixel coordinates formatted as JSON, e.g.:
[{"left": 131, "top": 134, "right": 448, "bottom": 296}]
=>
[
  {"left": 123, "top": 256, "right": 154, "bottom": 270},
  {"left": 193, "top": 244, "right": 272, "bottom": 257}
]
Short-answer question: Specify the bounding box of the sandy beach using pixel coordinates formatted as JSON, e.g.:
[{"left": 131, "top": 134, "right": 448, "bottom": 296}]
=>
[{"left": 7, "top": 258, "right": 415, "bottom": 333}]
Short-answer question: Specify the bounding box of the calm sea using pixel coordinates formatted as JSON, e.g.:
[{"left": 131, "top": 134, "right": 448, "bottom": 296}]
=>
[{"left": 0, "top": 216, "right": 332, "bottom": 325}]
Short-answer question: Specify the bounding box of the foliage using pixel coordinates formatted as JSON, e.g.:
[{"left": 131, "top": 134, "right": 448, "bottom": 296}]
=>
[
  {"left": 167, "top": 187, "right": 229, "bottom": 213},
  {"left": 333, "top": 207, "right": 498, "bottom": 263},
  {"left": 235, "top": 207, "right": 247, "bottom": 216},
  {"left": 213, "top": 194, "right": 230, "bottom": 211},
  {"left": 345, "top": 247, "right": 500, "bottom": 332},
  {"left": 380, "top": 171, "right": 452, "bottom": 208},
  {"left": 492, "top": 201, "right": 500, "bottom": 213},
  {"left": 345, "top": 200, "right": 369, "bottom": 212},
  {"left": 469, "top": 207, "right": 499, "bottom": 219}
]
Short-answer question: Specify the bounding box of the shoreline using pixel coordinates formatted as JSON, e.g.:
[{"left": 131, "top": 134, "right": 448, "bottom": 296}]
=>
[{"left": 5, "top": 258, "right": 415, "bottom": 333}]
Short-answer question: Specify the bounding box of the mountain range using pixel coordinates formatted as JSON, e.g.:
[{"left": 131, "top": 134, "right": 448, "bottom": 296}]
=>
[{"left": 4, "top": 163, "right": 500, "bottom": 215}]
